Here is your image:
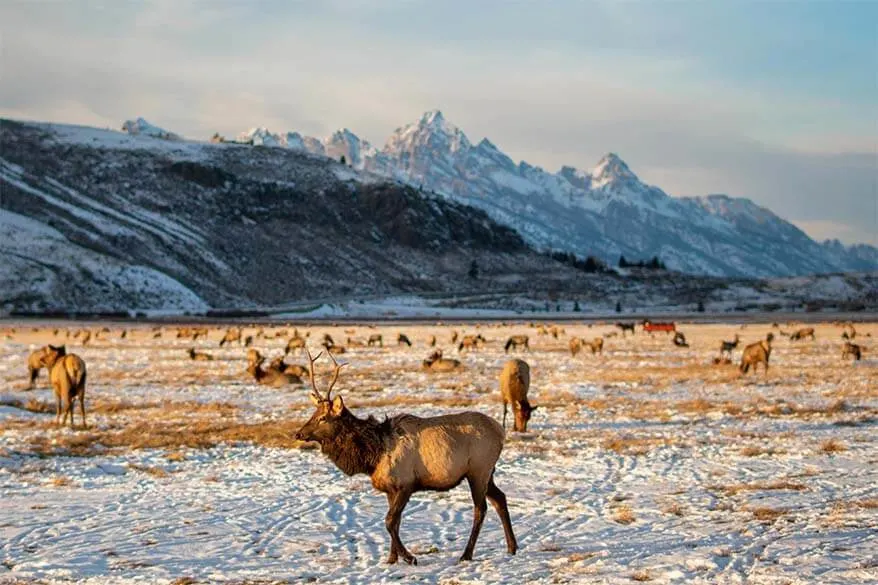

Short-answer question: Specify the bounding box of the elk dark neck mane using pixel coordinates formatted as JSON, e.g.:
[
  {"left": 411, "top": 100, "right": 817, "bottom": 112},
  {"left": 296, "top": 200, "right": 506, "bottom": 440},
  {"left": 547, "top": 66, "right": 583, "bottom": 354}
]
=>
[{"left": 320, "top": 410, "right": 392, "bottom": 476}]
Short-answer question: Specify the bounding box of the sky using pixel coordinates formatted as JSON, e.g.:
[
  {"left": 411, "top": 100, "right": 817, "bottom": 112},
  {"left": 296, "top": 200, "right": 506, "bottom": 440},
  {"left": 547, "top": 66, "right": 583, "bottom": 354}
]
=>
[{"left": 1, "top": 0, "right": 876, "bottom": 246}]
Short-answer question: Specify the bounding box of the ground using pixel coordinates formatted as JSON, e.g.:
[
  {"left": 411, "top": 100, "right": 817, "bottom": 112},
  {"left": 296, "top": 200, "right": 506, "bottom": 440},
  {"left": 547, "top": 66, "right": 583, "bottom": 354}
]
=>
[{"left": 1, "top": 320, "right": 876, "bottom": 584}]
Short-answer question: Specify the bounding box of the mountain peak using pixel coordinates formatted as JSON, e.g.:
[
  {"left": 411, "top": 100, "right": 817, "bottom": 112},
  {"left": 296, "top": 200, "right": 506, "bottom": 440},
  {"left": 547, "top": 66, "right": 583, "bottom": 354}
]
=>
[
  {"left": 590, "top": 153, "right": 638, "bottom": 187},
  {"left": 421, "top": 109, "right": 445, "bottom": 125}
]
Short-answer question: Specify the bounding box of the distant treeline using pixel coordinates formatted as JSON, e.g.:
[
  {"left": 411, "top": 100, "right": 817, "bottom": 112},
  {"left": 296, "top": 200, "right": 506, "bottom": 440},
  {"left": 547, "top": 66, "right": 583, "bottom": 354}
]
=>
[{"left": 619, "top": 255, "right": 667, "bottom": 270}]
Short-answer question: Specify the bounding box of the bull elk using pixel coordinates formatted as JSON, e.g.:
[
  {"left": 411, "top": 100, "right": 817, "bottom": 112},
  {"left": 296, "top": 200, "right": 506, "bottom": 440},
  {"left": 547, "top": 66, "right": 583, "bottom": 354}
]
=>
[
  {"left": 504, "top": 335, "right": 529, "bottom": 353},
  {"left": 422, "top": 350, "right": 462, "bottom": 372},
  {"left": 499, "top": 359, "right": 535, "bottom": 433},
  {"left": 269, "top": 356, "right": 308, "bottom": 377},
  {"left": 842, "top": 342, "right": 862, "bottom": 361},
  {"left": 789, "top": 327, "right": 815, "bottom": 341},
  {"left": 740, "top": 333, "right": 774, "bottom": 375},
  {"left": 296, "top": 351, "right": 518, "bottom": 564},
  {"left": 42, "top": 345, "right": 87, "bottom": 428},
  {"left": 397, "top": 334, "right": 412, "bottom": 347}
]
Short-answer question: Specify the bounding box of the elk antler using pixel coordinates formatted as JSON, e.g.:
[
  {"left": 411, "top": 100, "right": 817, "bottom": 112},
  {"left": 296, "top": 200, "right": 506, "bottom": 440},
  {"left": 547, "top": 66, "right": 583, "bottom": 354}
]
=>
[
  {"left": 324, "top": 350, "right": 348, "bottom": 401},
  {"left": 306, "top": 349, "right": 324, "bottom": 402}
]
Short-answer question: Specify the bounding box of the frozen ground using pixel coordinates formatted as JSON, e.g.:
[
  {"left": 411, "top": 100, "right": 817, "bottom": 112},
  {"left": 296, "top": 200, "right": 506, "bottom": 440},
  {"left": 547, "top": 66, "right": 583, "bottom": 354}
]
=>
[{"left": 1, "top": 322, "right": 876, "bottom": 584}]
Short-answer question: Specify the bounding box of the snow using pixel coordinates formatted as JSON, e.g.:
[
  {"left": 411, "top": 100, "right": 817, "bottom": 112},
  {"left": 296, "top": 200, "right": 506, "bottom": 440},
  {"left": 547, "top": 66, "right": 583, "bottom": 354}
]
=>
[
  {"left": 121, "top": 117, "right": 181, "bottom": 141},
  {"left": 1, "top": 322, "right": 876, "bottom": 584}
]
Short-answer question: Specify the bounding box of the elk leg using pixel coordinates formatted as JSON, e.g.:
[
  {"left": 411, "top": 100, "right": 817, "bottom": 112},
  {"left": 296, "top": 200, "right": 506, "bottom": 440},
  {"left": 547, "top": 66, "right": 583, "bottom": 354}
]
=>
[
  {"left": 60, "top": 400, "right": 70, "bottom": 427},
  {"left": 385, "top": 489, "right": 416, "bottom": 565},
  {"left": 55, "top": 395, "right": 62, "bottom": 425},
  {"left": 486, "top": 476, "right": 517, "bottom": 555},
  {"left": 79, "top": 394, "right": 87, "bottom": 429},
  {"left": 502, "top": 403, "right": 508, "bottom": 430},
  {"left": 460, "top": 477, "right": 488, "bottom": 562},
  {"left": 28, "top": 367, "right": 38, "bottom": 389}
]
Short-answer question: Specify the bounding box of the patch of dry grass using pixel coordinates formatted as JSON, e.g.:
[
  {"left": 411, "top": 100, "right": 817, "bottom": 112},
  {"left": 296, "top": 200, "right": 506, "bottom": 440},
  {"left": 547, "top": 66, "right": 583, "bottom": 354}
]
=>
[
  {"left": 750, "top": 507, "right": 788, "bottom": 522},
  {"left": 631, "top": 569, "right": 652, "bottom": 581},
  {"left": 661, "top": 502, "right": 686, "bottom": 517},
  {"left": 710, "top": 480, "right": 808, "bottom": 496},
  {"left": 612, "top": 505, "right": 636, "bottom": 525},
  {"left": 50, "top": 476, "right": 73, "bottom": 487},
  {"left": 602, "top": 434, "right": 677, "bottom": 456},
  {"left": 820, "top": 439, "right": 848, "bottom": 453},
  {"left": 128, "top": 464, "right": 170, "bottom": 478}
]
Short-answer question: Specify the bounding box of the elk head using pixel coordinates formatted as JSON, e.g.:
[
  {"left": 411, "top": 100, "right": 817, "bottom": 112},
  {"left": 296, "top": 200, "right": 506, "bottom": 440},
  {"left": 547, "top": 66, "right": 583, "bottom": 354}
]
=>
[
  {"left": 513, "top": 399, "right": 537, "bottom": 432},
  {"left": 42, "top": 344, "right": 67, "bottom": 367},
  {"left": 295, "top": 350, "right": 349, "bottom": 443}
]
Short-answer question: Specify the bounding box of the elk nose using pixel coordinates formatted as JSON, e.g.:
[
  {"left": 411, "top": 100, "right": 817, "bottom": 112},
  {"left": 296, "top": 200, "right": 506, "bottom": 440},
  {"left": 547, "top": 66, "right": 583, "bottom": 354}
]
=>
[{"left": 294, "top": 431, "right": 303, "bottom": 441}]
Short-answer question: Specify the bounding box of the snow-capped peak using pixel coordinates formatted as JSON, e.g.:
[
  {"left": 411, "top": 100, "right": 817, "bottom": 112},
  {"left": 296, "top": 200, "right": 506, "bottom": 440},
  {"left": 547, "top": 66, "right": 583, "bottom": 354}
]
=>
[
  {"left": 590, "top": 153, "right": 638, "bottom": 188},
  {"left": 383, "top": 110, "right": 471, "bottom": 157},
  {"left": 323, "top": 128, "right": 375, "bottom": 169},
  {"left": 121, "top": 117, "right": 180, "bottom": 141},
  {"left": 239, "top": 127, "right": 284, "bottom": 147}
]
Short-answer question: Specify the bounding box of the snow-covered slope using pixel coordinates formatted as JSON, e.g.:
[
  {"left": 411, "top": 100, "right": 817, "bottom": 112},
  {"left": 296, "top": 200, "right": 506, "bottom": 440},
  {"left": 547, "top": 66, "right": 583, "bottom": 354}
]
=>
[
  {"left": 121, "top": 117, "right": 181, "bottom": 141},
  {"left": 265, "top": 110, "right": 875, "bottom": 278}
]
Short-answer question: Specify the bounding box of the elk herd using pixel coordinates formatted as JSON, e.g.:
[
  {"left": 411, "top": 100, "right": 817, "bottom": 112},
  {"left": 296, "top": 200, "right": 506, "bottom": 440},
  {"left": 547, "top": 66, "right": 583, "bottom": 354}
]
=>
[{"left": 7, "top": 318, "right": 872, "bottom": 563}]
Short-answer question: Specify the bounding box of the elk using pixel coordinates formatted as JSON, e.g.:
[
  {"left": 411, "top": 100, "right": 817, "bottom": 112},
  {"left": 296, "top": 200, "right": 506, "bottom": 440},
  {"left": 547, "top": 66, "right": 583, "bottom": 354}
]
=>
[
  {"left": 347, "top": 337, "right": 366, "bottom": 348},
  {"left": 740, "top": 333, "right": 774, "bottom": 374},
  {"left": 422, "top": 350, "right": 462, "bottom": 372},
  {"left": 42, "top": 345, "right": 87, "bottom": 428},
  {"left": 397, "top": 333, "right": 412, "bottom": 347},
  {"left": 672, "top": 332, "right": 688, "bottom": 348},
  {"left": 842, "top": 342, "right": 862, "bottom": 361},
  {"left": 243, "top": 335, "right": 254, "bottom": 347},
  {"left": 615, "top": 322, "right": 636, "bottom": 336},
  {"left": 587, "top": 337, "right": 604, "bottom": 354},
  {"left": 79, "top": 330, "right": 92, "bottom": 345},
  {"left": 246, "top": 355, "right": 302, "bottom": 386},
  {"left": 296, "top": 351, "right": 517, "bottom": 564},
  {"left": 499, "top": 359, "right": 535, "bottom": 433},
  {"left": 549, "top": 326, "right": 564, "bottom": 339},
  {"left": 219, "top": 328, "right": 242, "bottom": 347},
  {"left": 789, "top": 327, "right": 815, "bottom": 341},
  {"left": 25, "top": 345, "right": 55, "bottom": 389},
  {"left": 504, "top": 335, "right": 529, "bottom": 353},
  {"left": 451, "top": 330, "right": 459, "bottom": 344},
  {"left": 367, "top": 334, "right": 383, "bottom": 347},
  {"left": 323, "top": 333, "right": 335, "bottom": 347},
  {"left": 286, "top": 335, "right": 307, "bottom": 354},
  {"left": 458, "top": 334, "right": 485, "bottom": 353},
  {"left": 269, "top": 356, "right": 308, "bottom": 377},
  {"left": 569, "top": 337, "right": 582, "bottom": 357},
  {"left": 719, "top": 334, "right": 740, "bottom": 358},
  {"left": 188, "top": 347, "right": 214, "bottom": 361},
  {"left": 841, "top": 324, "right": 856, "bottom": 340},
  {"left": 429, "top": 335, "right": 437, "bottom": 347}
]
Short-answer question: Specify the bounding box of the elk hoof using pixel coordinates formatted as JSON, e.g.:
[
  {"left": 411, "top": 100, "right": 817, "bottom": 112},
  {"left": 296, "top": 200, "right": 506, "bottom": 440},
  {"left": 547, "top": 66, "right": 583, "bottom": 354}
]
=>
[
  {"left": 386, "top": 554, "right": 398, "bottom": 565},
  {"left": 458, "top": 553, "right": 473, "bottom": 563},
  {"left": 402, "top": 553, "right": 417, "bottom": 566}
]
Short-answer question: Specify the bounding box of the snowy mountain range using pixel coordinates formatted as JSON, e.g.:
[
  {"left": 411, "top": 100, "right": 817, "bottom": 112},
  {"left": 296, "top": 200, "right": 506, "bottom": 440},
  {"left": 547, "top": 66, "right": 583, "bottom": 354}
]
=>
[{"left": 239, "top": 109, "right": 876, "bottom": 277}]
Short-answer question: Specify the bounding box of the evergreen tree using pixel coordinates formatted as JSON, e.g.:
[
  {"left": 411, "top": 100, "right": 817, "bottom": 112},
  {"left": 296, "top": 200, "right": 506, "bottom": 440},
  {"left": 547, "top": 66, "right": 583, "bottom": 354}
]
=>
[
  {"left": 619, "top": 255, "right": 628, "bottom": 268},
  {"left": 615, "top": 301, "right": 622, "bottom": 313},
  {"left": 340, "top": 154, "right": 347, "bottom": 165},
  {"left": 468, "top": 259, "right": 479, "bottom": 279},
  {"left": 573, "top": 300, "right": 581, "bottom": 312}
]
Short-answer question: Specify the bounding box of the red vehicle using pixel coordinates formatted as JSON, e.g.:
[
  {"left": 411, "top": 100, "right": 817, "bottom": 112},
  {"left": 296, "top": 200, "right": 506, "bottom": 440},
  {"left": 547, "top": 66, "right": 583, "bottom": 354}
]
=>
[{"left": 642, "top": 320, "right": 676, "bottom": 334}]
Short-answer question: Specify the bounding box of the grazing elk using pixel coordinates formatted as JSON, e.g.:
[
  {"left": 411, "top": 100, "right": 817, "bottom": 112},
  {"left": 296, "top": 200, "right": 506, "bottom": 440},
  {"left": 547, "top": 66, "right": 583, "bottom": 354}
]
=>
[
  {"left": 615, "top": 322, "right": 636, "bottom": 336},
  {"left": 422, "top": 350, "right": 462, "bottom": 372},
  {"left": 841, "top": 324, "right": 857, "bottom": 340},
  {"left": 643, "top": 320, "right": 675, "bottom": 335},
  {"left": 740, "top": 333, "right": 774, "bottom": 375},
  {"left": 504, "top": 335, "right": 529, "bottom": 353},
  {"left": 499, "top": 359, "right": 535, "bottom": 432},
  {"left": 244, "top": 335, "right": 254, "bottom": 347},
  {"left": 842, "top": 342, "right": 862, "bottom": 361},
  {"left": 451, "top": 331, "right": 459, "bottom": 345},
  {"left": 367, "top": 334, "right": 383, "bottom": 347},
  {"left": 219, "top": 328, "right": 242, "bottom": 347},
  {"left": 789, "top": 327, "right": 815, "bottom": 341},
  {"left": 42, "top": 345, "right": 87, "bottom": 429},
  {"left": 322, "top": 333, "right": 335, "bottom": 347},
  {"left": 25, "top": 345, "right": 57, "bottom": 390},
  {"left": 587, "top": 337, "right": 604, "bottom": 354},
  {"left": 458, "top": 334, "right": 486, "bottom": 353},
  {"left": 719, "top": 334, "right": 740, "bottom": 359},
  {"left": 549, "top": 326, "right": 564, "bottom": 339},
  {"left": 188, "top": 347, "right": 214, "bottom": 361},
  {"left": 296, "top": 351, "right": 517, "bottom": 564},
  {"left": 397, "top": 334, "right": 412, "bottom": 347},
  {"left": 569, "top": 337, "right": 582, "bottom": 357}
]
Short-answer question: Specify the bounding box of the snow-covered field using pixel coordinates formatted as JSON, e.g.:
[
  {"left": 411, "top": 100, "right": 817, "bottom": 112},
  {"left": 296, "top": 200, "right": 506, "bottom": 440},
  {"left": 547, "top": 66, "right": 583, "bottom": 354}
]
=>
[{"left": 1, "top": 321, "right": 876, "bottom": 584}]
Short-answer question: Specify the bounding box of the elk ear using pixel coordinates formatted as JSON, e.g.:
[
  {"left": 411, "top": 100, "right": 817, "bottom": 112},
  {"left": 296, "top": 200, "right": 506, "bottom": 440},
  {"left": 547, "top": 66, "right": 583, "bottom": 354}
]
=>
[{"left": 330, "top": 395, "right": 345, "bottom": 416}]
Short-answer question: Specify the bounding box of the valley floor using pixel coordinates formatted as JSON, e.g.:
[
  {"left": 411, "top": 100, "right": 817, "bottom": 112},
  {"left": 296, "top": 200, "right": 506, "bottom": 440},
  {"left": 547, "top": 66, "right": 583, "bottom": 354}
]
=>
[{"left": 1, "top": 322, "right": 876, "bottom": 584}]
